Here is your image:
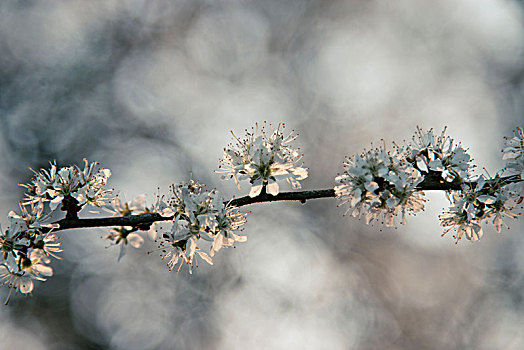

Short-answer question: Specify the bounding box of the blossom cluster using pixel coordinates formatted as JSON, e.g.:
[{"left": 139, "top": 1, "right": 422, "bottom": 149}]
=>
[
  {"left": 104, "top": 182, "right": 248, "bottom": 273},
  {"left": 440, "top": 175, "right": 520, "bottom": 242},
  {"left": 0, "top": 159, "right": 112, "bottom": 303},
  {"left": 335, "top": 126, "right": 523, "bottom": 240},
  {"left": 407, "top": 127, "right": 472, "bottom": 182},
  {"left": 335, "top": 145, "right": 425, "bottom": 227},
  {"left": 218, "top": 122, "right": 308, "bottom": 197},
  {"left": 437, "top": 127, "right": 524, "bottom": 242},
  {"left": 153, "top": 180, "right": 247, "bottom": 273},
  {"left": 22, "top": 159, "right": 112, "bottom": 211},
  {"left": 0, "top": 203, "right": 62, "bottom": 304}
]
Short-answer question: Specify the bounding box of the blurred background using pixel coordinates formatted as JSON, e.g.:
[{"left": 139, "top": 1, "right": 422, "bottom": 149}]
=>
[{"left": 0, "top": 0, "right": 523, "bottom": 349}]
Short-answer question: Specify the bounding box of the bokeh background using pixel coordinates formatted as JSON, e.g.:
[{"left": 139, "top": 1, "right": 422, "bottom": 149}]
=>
[{"left": 1, "top": 0, "right": 523, "bottom": 349}]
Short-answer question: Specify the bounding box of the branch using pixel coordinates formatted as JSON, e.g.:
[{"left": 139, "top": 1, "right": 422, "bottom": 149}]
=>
[
  {"left": 54, "top": 212, "right": 167, "bottom": 232},
  {"left": 51, "top": 175, "right": 522, "bottom": 233}
]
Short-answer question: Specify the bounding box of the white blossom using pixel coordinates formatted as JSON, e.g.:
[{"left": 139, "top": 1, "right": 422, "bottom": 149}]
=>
[
  {"left": 8, "top": 202, "right": 56, "bottom": 232},
  {"left": 335, "top": 145, "right": 425, "bottom": 227},
  {"left": 103, "top": 195, "right": 150, "bottom": 261},
  {"left": 102, "top": 193, "right": 184, "bottom": 261},
  {"left": 408, "top": 127, "right": 472, "bottom": 182},
  {"left": 146, "top": 193, "right": 175, "bottom": 240},
  {"left": 34, "top": 232, "right": 63, "bottom": 260},
  {"left": 105, "top": 226, "right": 145, "bottom": 261},
  {"left": 0, "top": 201, "right": 64, "bottom": 302},
  {"left": 0, "top": 249, "right": 54, "bottom": 304},
  {"left": 218, "top": 122, "right": 308, "bottom": 197},
  {"left": 0, "top": 264, "right": 36, "bottom": 303},
  {"left": 104, "top": 194, "right": 146, "bottom": 217}
]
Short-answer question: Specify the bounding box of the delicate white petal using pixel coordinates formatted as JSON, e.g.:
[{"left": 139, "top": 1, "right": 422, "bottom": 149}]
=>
[
  {"left": 117, "top": 244, "right": 126, "bottom": 262},
  {"left": 19, "top": 279, "right": 34, "bottom": 294},
  {"left": 428, "top": 159, "right": 444, "bottom": 171},
  {"left": 186, "top": 237, "right": 197, "bottom": 260},
  {"left": 127, "top": 233, "right": 144, "bottom": 248},
  {"left": 49, "top": 196, "right": 63, "bottom": 211},
  {"left": 148, "top": 224, "right": 158, "bottom": 240},
  {"left": 230, "top": 232, "right": 247, "bottom": 242},
  {"left": 197, "top": 251, "right": 214, "bottom": 265},
  {"left": 493, "top": 215, "right": 503, "bottom": 233},
  {"left": 33, "top": 264, "right": 53, "bottom": 277},
  {"left": 416, "top": 156, "right": 428, "bottom": 172},
  {"left": 365, "top": 181, "right": 379, "bottom": 192},
  {"left": 477, "top": 195, "right": 496, "bottom": 205},
  {"left": 211, "top": 235, "right": 224, "bottom": 257},
  {"left": 249, "top": 179, "right": 264, "bottom": 198},
  {"left": 267, "top": 180, "right": 279, "bottom": 196}
]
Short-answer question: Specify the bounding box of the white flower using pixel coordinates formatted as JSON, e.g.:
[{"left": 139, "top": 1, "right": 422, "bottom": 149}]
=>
[
  {"left": 159, "top": 235, "right": 213, "bottom": 274},
  {"left": 440, "top": 190, "right": 483, "bottom": 242},
  {"left": 105, "top": 226, "right": 145, "bottom": 261},
  {"left": 335, "top": 145, "right": 425, "bottom": 227},
  {"left": 151, "top": 193, "right": 175, "bottom": 218},
  {"left": 104, "top": 194, "right": 147, "bottom": 217},
  {"left": 0, "top": 264, "right": 36, "bottom": 304},
  {"left": 25, "top": 249, "right": 54, "bottom": 280},
  {"left": 408, "top": 127, "right": 472, "bottom": 182},
  {"left": 218, "top": 122, "right": 308, "bottom": 197},
  {"left": 210, "top": 205, "right": 248, "bottom": 257},
  {"left": 8, "top": 202, "right": 56, "bottom": 232},
  {"left": 0, "top": 195, "right": 63, "bottom": 302},
  {"left": 103, "top": 194, "right": 180, "bottom": 260},
  {"left": 0, "top": 249, "right": 54, "bottom": 304},
  {"left": 33, "top": 232, "right": 63, "bottom": 260}
]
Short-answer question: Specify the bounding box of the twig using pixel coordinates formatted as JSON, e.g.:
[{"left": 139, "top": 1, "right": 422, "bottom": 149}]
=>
[{"left": 51, "top": 175, "right": 522, "bottom": 233}]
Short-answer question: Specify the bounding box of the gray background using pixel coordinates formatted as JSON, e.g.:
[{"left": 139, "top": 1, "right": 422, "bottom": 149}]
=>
[{"left": 0, "top": 0, "right": 523, "bottom": 349}]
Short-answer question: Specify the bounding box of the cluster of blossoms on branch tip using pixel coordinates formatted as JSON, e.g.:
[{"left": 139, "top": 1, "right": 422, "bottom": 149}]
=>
[
  {"left": 21, "top": 159, "right": 113, "bottom": 212},
  {"left": 0, "top": 159, "right": 112, "bottom": 303},
  {"left": 0, "top": 201, "right": 61, "bottom": 304},
  {"left": 437, "top": 127, "right": 524, "bottom": 242},
  {"left": 439, "top": 175, "right": 520, "bottom": 242},
  {"left": 334, "top": 126, "right": 523, "bottom": 242},
  {"left": 218, "top": 122, "right": 308, "bottom": 197},
  {"left": 335, "top": 145, "right": 426, "bottom": 227},
  {"left": 407, "top": 126, "right": 472, "bottom": 182}
]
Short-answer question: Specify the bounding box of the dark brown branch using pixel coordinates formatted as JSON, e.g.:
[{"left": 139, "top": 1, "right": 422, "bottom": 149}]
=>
[
  {"left": 54, "top": 213, "right": 169, "bottom": 232},
  {"left": 228, "top": 189, "right": 334, "bottom": 207},
  {"left": 51, "top": 175, "right": 522, "bottom": 233}
]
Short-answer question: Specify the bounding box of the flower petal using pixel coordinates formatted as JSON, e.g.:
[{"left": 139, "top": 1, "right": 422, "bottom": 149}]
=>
[
  {"left": 127, "top": 233, "right": 144, "bottom": 248},
  {"left": 267, "top": 180, "right": 279, "bottom": 196},
  {"left": 249, "top": 179, "right": 264, "bottom": 198}
]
